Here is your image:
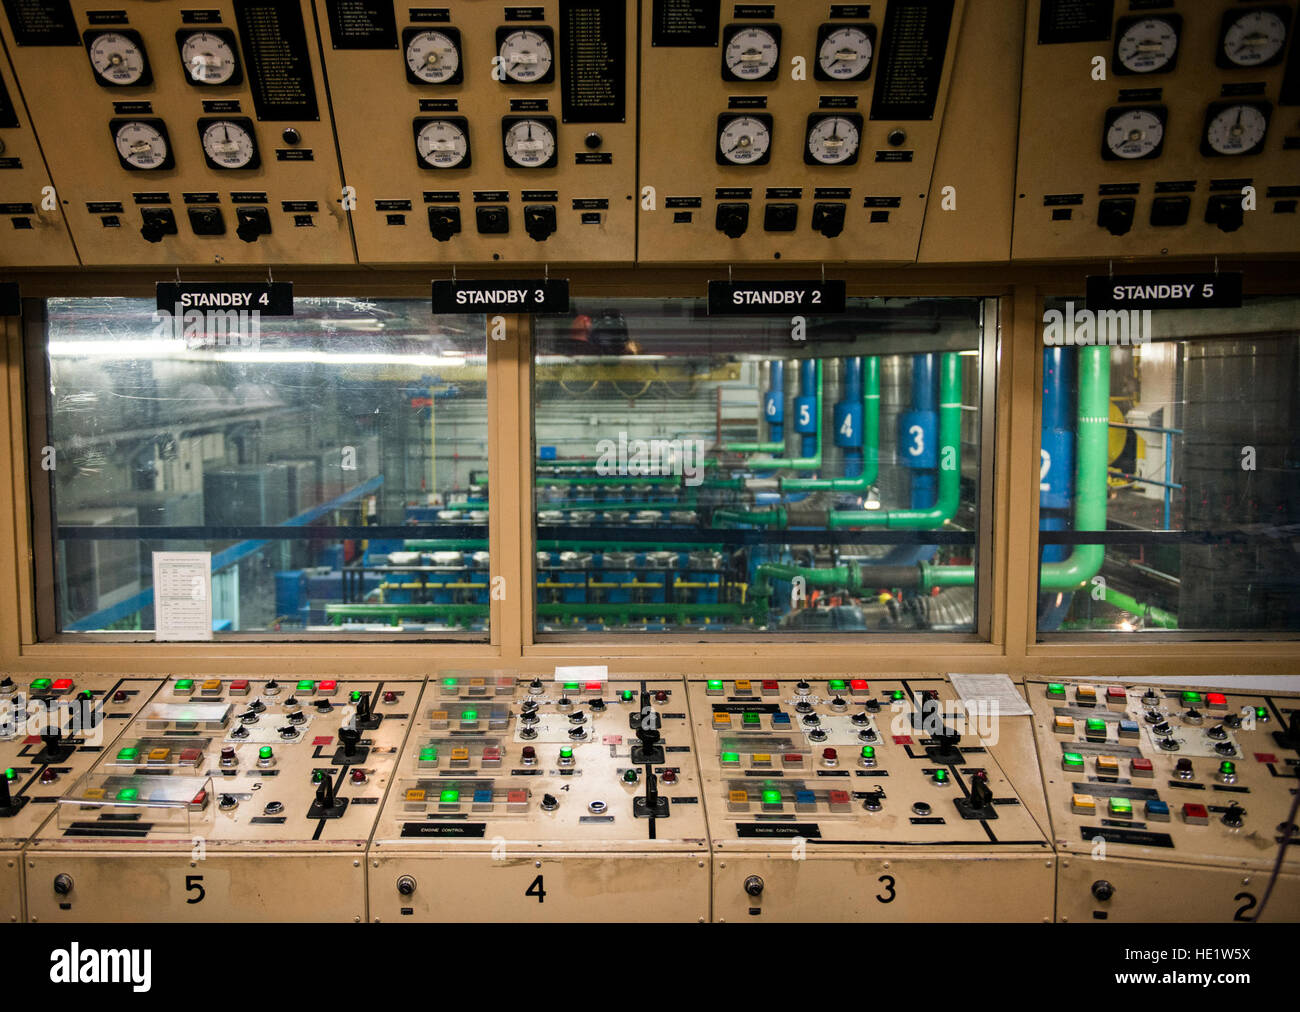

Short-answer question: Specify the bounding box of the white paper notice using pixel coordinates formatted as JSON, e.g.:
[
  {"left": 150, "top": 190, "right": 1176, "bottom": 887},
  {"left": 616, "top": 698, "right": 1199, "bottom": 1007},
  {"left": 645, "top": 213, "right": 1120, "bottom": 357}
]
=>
[
  {"left": 948, "top": 673, "right": 1032, "bottom": 716},
  {"left": 152, "top": 551, "right": 213, "bottom": 642},
  {"left": 555, "top": 665, "right": 608, "bottom": 683}
]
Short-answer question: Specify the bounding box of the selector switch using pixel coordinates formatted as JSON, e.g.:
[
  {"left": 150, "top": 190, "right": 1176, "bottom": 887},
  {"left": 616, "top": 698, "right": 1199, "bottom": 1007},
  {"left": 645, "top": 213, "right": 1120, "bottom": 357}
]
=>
[
  {"left": 811, "top": 202, "right": 846, "bottom": 238},
  {"left": 428, "top": 206, "right": 461, "bottom": 242},
  {"left": 188, "top": 206, "right": 225, "bottom": 236},
  {"left": 523, "top": 204, "right": 557, "bottom": 242},
  {"left": 1150, "top": 196, "right": 1190, "bottom": 227},
  {"left": 1205, "top": 195, "right": 1245, "bottom": 233},
  {"left": 234, "top": 207, "right": 271, "bottom": 243},
  {"left": 716, "top": 203, "right": 749, "bottom": 238},
  {"left": 475, "top": 205, "right": 508, "bottom": 234},
  {"left": 140, "top": 207, "right": 178, "bottom": 244},
  {"left": 1097, "top": 198, "right": 1136, "bottom": 237},
  {"left": 763, "top": 203, "right": 797, "bottom": 232}
]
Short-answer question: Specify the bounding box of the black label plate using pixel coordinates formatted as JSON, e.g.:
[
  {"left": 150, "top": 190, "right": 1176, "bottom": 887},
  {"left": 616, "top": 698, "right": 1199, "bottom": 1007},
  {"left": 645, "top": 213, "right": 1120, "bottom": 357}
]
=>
[
  {"left": 432, "top": 279, "right": 570, "bottom": 314},
  {"left": 1086, "top": 273, "right": 1243, "bottom": 310},
  {"left": 156, "top": 281, "right": 294, "bottom": 316},
  {"left": 708, "top": 280, "right": 846, "bottom": 315}
]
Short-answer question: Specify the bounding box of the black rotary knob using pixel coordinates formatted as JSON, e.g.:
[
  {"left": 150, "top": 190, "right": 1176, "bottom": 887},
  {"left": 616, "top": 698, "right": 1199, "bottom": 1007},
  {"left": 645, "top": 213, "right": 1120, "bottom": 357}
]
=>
[
  {"left": 540, "top": 793, "right": 558, "bottom": 811},
  {"left": 743, "top": 875, "right": 764, "bottom": 897},
  {"left": 396, "top": 875, "right": 417, "bottom": 896},
  {"left": 53, "top": 873, "right": 73, "bottom": 896},
  {"left": 1091, "top": 880, "right": 1114, "bottom": 901}
]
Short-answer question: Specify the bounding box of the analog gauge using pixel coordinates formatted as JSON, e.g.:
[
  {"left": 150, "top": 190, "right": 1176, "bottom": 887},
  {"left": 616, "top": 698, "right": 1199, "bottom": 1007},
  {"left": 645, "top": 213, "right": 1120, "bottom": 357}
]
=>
[
  {"left": 1113, "top": 15, "right": 1180, "bottom": 74},
  {"left": 85, "top": 30, "right": 151, "bottom": 87},
  {"left": 722, "top": 24, "right": 781, "bottom": 82},
  {"left": 1201, "top": 101, "right": 1271, "bottom": 156},
  {"left": 414, "top": 117, "right": 470, "bottom": 168},
  {"left": 1102, "top": 106, "right": 1166, "bottom": 160},
  {"left": 815, "top": 23, "right": 874, "bottom": 81},
  {"left": 404, "top": 27, "right": 462, "bottom": 85},
  {"left": 199, "top": 117, "right": 259, "bottom": 170},
  {"left": 502, "top": 116, "right": 557, "bottom": 168},
  {"left": 1218, "top": 7, "right": 1290, "bottom": 68},
  {"left": 110, "top": 118, "right": 173, "bottom": 171},
  {"left": 176, "top": 29, "right": 241, "bottom": 86},
  {"left": 805, "top": 114, "right": 862, "bottom": 165},
  {"left": 496, "top": 27, "right": 554, "bottom": 84},
  {"left": 716, "top": 114, "right": 772, "bottom": 166}
]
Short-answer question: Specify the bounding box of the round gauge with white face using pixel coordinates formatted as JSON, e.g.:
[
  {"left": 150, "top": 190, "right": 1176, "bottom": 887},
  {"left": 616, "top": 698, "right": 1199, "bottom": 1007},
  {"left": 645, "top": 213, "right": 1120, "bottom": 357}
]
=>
[
  {"left": 177, "top": 29, "right": 241, "bottom": 85},
  {"left": 502, "top": 117, "right": 556, "bottom": 168},
  {"left": 816, "top": 24, "right": 874, "bottom": 81},
  {"left": 716, "top": 114, "right": 772, "bottom": 165},
  {"left": 1103, "top": 106, "right": 1165, "bottom": 160},
  {"left": 199, "top": 118, "right": 258, "bottom": 170},
  {"left": 111, "top": 119, "right": 172, "bottom": 170},
  {"left": 1220, "top": 8, "right": 1289, "bottom": 68},
  {"left": 1202, "top": 102, "right": 1270, "bottom": 156},
  {"left": 404, "top": 28, "right": 462, "bottom": 85},
  {"left": 497, "top": 27, "right": 554, "bottom": 84},
  {"left": 414, "top": 117, "right": 470, "bottom": 168},
  {"left": 1113, "top": 16, "right": 1180, "bottom": 74},
  {"left": 805, "top": 114, "right": 862, "bottom": 165},
  {"left": 722, "top": 25, "right": 780, "bottom": 81},
  {"left": 86, "top": 30, "right": 151, "bottom": 87}
]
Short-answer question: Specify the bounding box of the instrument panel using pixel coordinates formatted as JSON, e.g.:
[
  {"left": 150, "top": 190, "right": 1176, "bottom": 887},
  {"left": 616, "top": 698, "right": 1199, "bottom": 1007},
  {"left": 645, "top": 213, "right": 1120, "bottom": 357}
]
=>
[
  {"left": 0, "top": 0, "right": 352, "bottom": 266},
  {"left": 1013, "top": 0, "right": 1300, "bottom": 260}
]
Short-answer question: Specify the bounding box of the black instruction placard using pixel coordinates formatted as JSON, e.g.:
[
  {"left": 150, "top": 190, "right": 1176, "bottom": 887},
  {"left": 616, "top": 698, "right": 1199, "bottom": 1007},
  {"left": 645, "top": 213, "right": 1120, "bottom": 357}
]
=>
[
  {"left": 869, "top": 0, "right": 954, "bottom": 121},
  {"left": 2, "top": 0, "right": 78, "bottom": 44},
  {"left": 650, "top": 0, "right": 719, "bottom": 46},
  {"left": 324, "top": 0, "right": 397, "bottom": 49},
  {"left": 1037, "top": 0, "right": 1114, "bottom": 45},
  {"left": 233, "top": 0, "right": 320, "bottom": 120},
  {"left": 560, "top": 1, "right": 625, "bottom": 123}
]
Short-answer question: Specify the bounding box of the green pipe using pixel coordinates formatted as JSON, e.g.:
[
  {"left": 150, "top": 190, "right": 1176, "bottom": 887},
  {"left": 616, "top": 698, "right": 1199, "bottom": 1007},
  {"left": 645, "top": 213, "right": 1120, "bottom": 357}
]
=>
[
  {"left": 536, "top": 602, "right": 756, "bottom": 621},
  {"left": 782, "top": 356, "right": 881, "bottom": 492},
  {"left": 402, "top": 539, "right": 489, "bottom": 550},
  {"left": 1103, "top": 585, "right": 1178, "bottom": 629},
  {"left": 536, "top": 475, "right": 682, "bottom": 486},
  {"left": 722, "top": 360, "right": 790, "bottom": 453},
  {"left": 751, "top": 563, "right": 860, "bottom": 598},
  {"left": 403, "top": 539, "right": 729, "bottom": 552},
  {"left": 745, "top": 361, "right": 823, "bottom": 470}
]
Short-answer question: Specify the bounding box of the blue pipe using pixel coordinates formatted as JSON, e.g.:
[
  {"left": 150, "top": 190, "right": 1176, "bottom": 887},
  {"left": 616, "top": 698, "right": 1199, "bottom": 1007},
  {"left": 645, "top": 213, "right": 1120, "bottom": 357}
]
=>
[
  {"left": 910, "top": 353, "right": 937, "bottom": 509},
  {"left": 799, "top": 359, "right": 818, "bottom": 460},
  {"left": 839, "top": 357, "right": 864, "bottom": 479},
  {"left": 767, "top": 360, "right": 785, "bottom": 445}
]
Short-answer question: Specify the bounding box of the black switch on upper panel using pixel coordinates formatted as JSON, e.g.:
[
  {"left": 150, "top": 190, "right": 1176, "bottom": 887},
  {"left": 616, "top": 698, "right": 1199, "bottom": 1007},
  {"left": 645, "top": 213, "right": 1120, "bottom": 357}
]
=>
[
  {"left": 1097, "top": 198, "right": 1136, "bottom": 236},
  {"left": 763, "top": 203, "right": 798, "bottom": 232},
  {"left": 475, "top": 205, "right": 508, "bottom": 234},
  {"left": 1149, "top": 196, "right": 1189, "bottom": 227},
  {"left": 428, "top": 206, "right": 461, "bottom": 242},
  {"left": 140, "top": 207, "right": 178, "bottom": 243},
  {"left": 716, "top": 203, "right": 749, "bottom": 238},
  {"left": 188, "top": 206, "right": 226, "bottom": 236},
  {"left": 235, "top": 207, "right": 271, "bottom": 243},
  {"left": 811, "top": 202, "right": 846, "bottom": 238},
  {"left": 1205, "top": 194, "right": 1245, "bottom": 233},
  {"left": 523, "top": 204, "right": 557, "bottom": 242}
]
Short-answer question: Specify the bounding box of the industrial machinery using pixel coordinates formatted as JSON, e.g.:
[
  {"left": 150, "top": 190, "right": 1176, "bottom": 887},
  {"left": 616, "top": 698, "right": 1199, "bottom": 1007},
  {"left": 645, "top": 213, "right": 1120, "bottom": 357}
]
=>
[
  {"left": 1027, "top": 678, "right": 1300, "bottom": 922},
  {"left": 24, "top": 675, "right": 418, "bottom": 921},
  {"left": 0, "top": 674, "right": 161, "bottom": 922},
  {"left": 369, "top": 672, "right": 709, "bottom": 922},
  {"left": 685, "top": 675, "right": 1055, "bottom": 922}
]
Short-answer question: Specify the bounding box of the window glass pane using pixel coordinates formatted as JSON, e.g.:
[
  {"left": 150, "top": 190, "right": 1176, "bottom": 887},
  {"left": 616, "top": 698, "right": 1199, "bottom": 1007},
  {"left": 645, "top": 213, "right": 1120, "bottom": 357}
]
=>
[
  {"left": 42, "top": 297, "right": 488, "bottom": 637},
  {"left": 1036, "top": 295, "right": 1300, "bottom": 636},
  {"left": 533, "top": 297, "right": 988, "bottom": 636}
]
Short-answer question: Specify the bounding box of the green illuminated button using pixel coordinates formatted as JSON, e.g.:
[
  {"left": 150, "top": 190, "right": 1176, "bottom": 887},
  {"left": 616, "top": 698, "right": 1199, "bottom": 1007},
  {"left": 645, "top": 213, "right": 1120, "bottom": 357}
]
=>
[
  {"left": 258, "top": 746, "right": 273, "bottom": 760},
  {"left": 311, "top": 769, "right": 324, "bottom": 783},
  {"left": 861, "top": 746, "right": 875, "bottom": 760},
  {"left": 621, "top": 689, "right": 635, "bottom": 702},
  {"left": 828, "top": 679, "right": 847, "bottom": 692},
  {"left": 742, "top": 712, "right": 761, "bottom": 727},
  {"left": 443, "top": 677, "right": 458, "bottom": 687},
  {"left": 891, "top": 690, "right": 904, "bottom": 701},
  {"left": 174, "top": 679, "right": 193, "bottom": 692},
  {"left": 1256, "top": 707, "right": 1268, "bottom": 719},
  {"left": 761, "top": 789, "right": 782, "bottom": 805},
  {"left": 1047, "top": 683, "right": 1066, "bottom": 698},
  {"left": 564, "top": 681, "right": 580, "bottom": 692},
  {"left": 117, "top": 748, "right": 140, "bottom": 762},
  {"left": 559, "top": 747, "right": 574, "bottom": 760},
  {"left": 419, "top": 747, "right": 438, "bottom": 761},
  {"left": 1109, "top": 797, "right": 1133, "bottom": 815},
  {"left": 30, "top": 678, "right": 51, "bottom": 692},
  {"left": 116, "top": 788, "right": 139, "bottom": 802},
  {"left": 707, "top": 679, "right": 723, "bottom": 692},
  {"left": 933, "top": 769, "right": 949, "bottom": 784},
  {"left": 1062, "top": 752, "right": 1085, "bottom": 771},
  {"left": 4, "top": 768, "right": 15, "bottom": 781},
  {"left": 350, "top": 690, "right": 361, "bottom": 703},
  {"left": 1085, "top": 718, "right": 1107, "bottom": 735},
  {"left": 721, "top": 751, "right": 740, "bottom": 765},
  {"left": 1219, "top": 761, "right": 1236, "bottom": 776},
  {"left": 462, "top": 710, "right": 478, "bottom": 720},
  {"left": 623, "top": 768, "right": 639, "bottom": 783},
  {"left": 79, "top": 690, "right": 93, "bottom": 700},
  {"left": 440, "top": 789, "right": 459, "bottom": 803},
  {"left": 1181, "top": 691, "right": 1203, "bottom": 704},
  {"left": 296, "top": 680, "right": 315, "bottom": 692}
]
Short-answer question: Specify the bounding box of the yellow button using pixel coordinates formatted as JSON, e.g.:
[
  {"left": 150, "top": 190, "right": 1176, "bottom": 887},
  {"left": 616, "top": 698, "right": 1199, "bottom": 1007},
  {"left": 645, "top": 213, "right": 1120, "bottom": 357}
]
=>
[
  {"left": 734, "top": 679, "right": 752, "bottom": 693},
  {"left": 430, "top": 710, "right": 448, "bottom": 720},
  {"left": 1054, "top": 715, "right": 1075, "bottom": 733},
  {"left": 469, "top": 677, "right": 485, "bottom": 686},
  {"left": 728, "top": 789, "right": 748, "bottom": 803},
  {"left": 1096, "top": 755, "right": 1120, "bottom": 774},
  {"left": 450, "top": 747, "right": 469, "bottom": 761},
  {"left": 713, "top": 713, "right": 732, "bottom": 728},
  {"left": 405, "top": 789, "right": 426, "bottom": 802},
  {"left": 1077, "top": 684, "right": 1097, "bottom": 701},
  {"left": 1072, "top": 793, "right": 1096, "bottom": 813},
  {"left": 83, "top": 788, "right": 106, "bottom": 800},
  {"left": 201, "top": 679, "right": 221, "bottom": 692},
  {"left": 147, "top": 748, "right": 171, "bottom": 762},
  {"left": 751, "top": 753, "right": 771, "bottom": 764}
]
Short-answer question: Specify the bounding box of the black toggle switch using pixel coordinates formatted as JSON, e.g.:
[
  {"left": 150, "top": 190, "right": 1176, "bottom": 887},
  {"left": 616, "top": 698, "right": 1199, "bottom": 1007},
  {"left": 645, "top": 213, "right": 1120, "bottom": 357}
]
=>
[
  {"left": 631, "top": 690, "right": 665, "bottom": 764},
  {"left": 540, "top": 793, "right": 558, "bottom": 811},
  {"left": 332, "top": 723, "right": 369, "bottom": 765},
  {"left": 234, "top": 207, "right": 271, "bottom": 243},
  {"left": 811, "top": 201, "right": 846, "bottom": 238},
  {"left": 140, "top": 207, "right": 178, "bottom": 244},
  {"left": 308, "top": 771, "right": 348, "bottom": 819},
  {"left": 475, "top": 205, "right": 508, "bottom": 234},
  {"left": 1097, "top": 198, "right": 1136, "bottom": 237},
  {"left": 355, "top": 690, "right": 381, "bottom": 730},
  {"left": 1205, "top": 195, "right": 1245, "bottom": 233},
  {"left": 1222, "top": 802, "right": 1245, "bottom": 828},
  {"left": 523, "top": 204, "right": 557, "bottom": 242},
  {"left": 428, "top": 206, "right": 461, "bottom": 242},
  {"left": 633, "top": 770, "right": 670, "bottom": 819},
  {"left": 0, "top": 771, "right": 30, "bottom": 817},
  {"left": 188, "top": 206, "right": 225, "bottom": 236},
  {"left": 925, "top": 726, "right": 964, "bottom": 766},
  {"left": 1274, "top": 709, "right": 1300, "bottom": 750},
  {"left": 955, "top": 767, "right": 998, "bottom": 820},
  {"left": 716, "top": 202, "right": 749, "bottom": 238}
]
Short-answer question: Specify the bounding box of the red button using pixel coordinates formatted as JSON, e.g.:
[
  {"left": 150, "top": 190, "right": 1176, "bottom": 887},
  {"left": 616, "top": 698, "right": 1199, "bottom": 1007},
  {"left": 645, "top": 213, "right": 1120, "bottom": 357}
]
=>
[
  {"left": 829, "top": 790, "right": 850, "bottom": 805},
  {"left": 850, "top": 679, "right": 869, "bottom": 692},
  {"left": 482, "top": 746, "right": 501, "bottom": 761},
  {"left": 662, "top": 770, "right": 678, "bottom": 784},
  {"left": 507, "top": 789, "right": 527, "bottom": 804},
  {"left": 383, "top": 691, "right": 397, "bottom": 704},
  {"left": 52, "top": 679, "right": 73, "bottom": 692},
  {"left": 1106, "top": 686, "right": 1126, "bottom": 700},
  {"left": 229, "top": 679, "right": 249, "bottom": 692},
  {"left": 584, "top": 681, "right": 603, "bottom": 691},
  {"left": 1183, "top": 803, "right": 1209, "bottom": 824},
  {"left": 113, "top": 690, "right": 128, "bottom": 703},
  {"left": 893, "top": 735, "right": 913, "bottom": 745},
  {"left": 191, "top": 790, "right": 208, "bottom": 807},
  {"left": 654, "top": 690, "right": 668, "bottom": 703},
  {"left": 350, "top": 769, "right": 367, "bottom": 784},
  {"left": 521, "top": 746, "right": 536, "bottom": 760},
  {"left": 761, "top": 680, "right": 779, "bottom": 690},
  {"left": 1131, "top": 757, "right": 1154, "bottom": 775},
  {"left": 783, "top": 753, "right": 802, "bottom": 763},
  {"left": 40, "top": 768, "right": 57, "bottom": 783},
  {"left": 1207, "top": 692, "right": 1228, "bottom": 709},
  {"left": 179, "top": 748, "right": 202, "bottom": 764},
  {"left": 822, "top": 748, "right": 837, "bottom": 761},
  {"left": 318, "top": 680, "right": 337, "bottom": 692}
]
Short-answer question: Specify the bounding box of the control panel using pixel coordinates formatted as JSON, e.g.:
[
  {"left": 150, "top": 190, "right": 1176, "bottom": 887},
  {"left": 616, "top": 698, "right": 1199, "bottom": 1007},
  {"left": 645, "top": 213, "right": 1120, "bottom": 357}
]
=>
[
  {"left": 369, "top": 673, "right": 709, "bottom": 921},
  {"left": 1028, "top": 679, "right": 1300, "bottom": 922},
  {"left": 25, "top": 676, "right": 417, "bottom": 922},
  {"left": 685, "top": 675, "right": 1054, "bottom": 921},
  {"left": 320, "top": 1, "right": 636, "bottom": 264},
  {"left": 1013, "top": 1, "right": 1300, "bottom": 259},
  {"left": 0, "top": 674, "right": 160, "bottom": 923},
  {"left": 638, "top": 0, "right": 965, "bottom": 264},
  {"left": 0, "top": 45, "right": 78, "bottom": 266},
  {"left": 0, "top": 0, "right": 352, "bottom": 266}
]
